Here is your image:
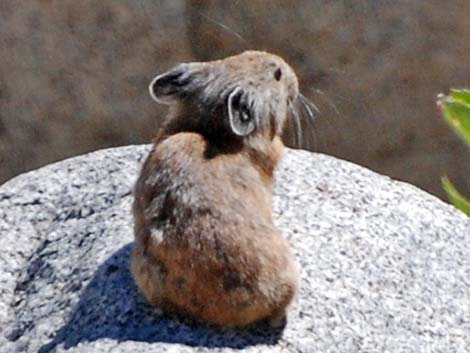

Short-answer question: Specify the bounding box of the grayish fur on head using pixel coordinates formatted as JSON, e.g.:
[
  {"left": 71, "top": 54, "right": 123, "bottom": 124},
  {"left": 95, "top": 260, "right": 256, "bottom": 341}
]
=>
[{"left": 149, "top": 51, "right": 299, "bottom": 140}]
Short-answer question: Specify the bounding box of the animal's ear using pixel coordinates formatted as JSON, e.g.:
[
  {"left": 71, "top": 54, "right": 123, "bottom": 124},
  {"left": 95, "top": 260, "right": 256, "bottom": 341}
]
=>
[
  {"left": 149, "top": 63, "right": 192, "bottom": 104},
  {"left": 228, "top": 87, "right": 256, "bottom": 136}
]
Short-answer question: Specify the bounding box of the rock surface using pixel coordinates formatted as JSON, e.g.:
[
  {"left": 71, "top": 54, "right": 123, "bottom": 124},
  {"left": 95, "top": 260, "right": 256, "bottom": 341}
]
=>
[{"left": 0, "top": 145, "right": 469, "bottom": 353}]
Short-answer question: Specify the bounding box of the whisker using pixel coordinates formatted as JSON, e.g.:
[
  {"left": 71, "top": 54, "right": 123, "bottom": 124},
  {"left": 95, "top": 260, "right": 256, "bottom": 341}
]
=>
[
  {"left": 313, "top": 89, "right": 340, "bottom": 115},
  {"left": 307, "top": 89, "right": 347, "bottom": 147},
  {"left": 294, "top": 106, "right": 303, "bottom": 149},
  {"left": 289, "top": 101, "right": 302, "bottom": 148},
  {"left": 298, "top": 96, "right": 320, "bottom": 151},
  {"left": 300, "top": 93, "right": 320, "bottom": 114},
  {"left": 198, "top": 13, "right": 249, "bottom": 45},
  {"left": 298, "top": 95, "right": 321, "bottom": 150},
  {"left": 286, "top": 101, "right": 296, "bottom": 147},
  {"left": 299, "top": 95, "right": 318, "bottom": 130}
]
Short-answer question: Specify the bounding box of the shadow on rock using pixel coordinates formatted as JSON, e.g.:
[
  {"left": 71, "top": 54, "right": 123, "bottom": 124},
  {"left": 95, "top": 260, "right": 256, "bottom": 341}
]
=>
[{"left": 39, "top": 243, "right": 284, "bottom": 352}]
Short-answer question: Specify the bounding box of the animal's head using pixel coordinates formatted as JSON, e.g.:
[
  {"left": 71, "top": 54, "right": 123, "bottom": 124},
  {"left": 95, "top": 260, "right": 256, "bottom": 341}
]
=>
[{"left": 149, "top": 51, "right": 299, "bottom": 140}]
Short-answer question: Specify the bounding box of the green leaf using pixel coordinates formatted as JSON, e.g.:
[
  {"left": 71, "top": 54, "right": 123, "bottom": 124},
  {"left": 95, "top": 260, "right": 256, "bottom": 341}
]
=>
[
  {"left": 442, "top": 176, "right": 470, "bottom": 216},
  {"left": 438, "top": 89, "right": 470, "bottom": 146},
  {"left": 450, "top": 88, "right": 470, "bottom": 105}
]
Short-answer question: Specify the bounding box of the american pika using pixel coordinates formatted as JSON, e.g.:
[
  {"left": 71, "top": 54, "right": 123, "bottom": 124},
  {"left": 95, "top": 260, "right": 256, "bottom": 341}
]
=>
[{"left": 131, "top": 50, "right": 300, "bottom": 328}]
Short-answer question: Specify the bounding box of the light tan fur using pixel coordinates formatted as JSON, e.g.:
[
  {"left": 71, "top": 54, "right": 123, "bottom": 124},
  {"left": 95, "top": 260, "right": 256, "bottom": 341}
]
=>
[{"left": 131, "top": 51, "right": 300, "bottom": 327}]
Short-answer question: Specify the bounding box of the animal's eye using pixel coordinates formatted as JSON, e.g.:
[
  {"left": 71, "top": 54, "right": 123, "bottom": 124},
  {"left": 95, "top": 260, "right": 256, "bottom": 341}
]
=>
[{"left": 274, "top": 68, "right": 282, "bottom": 81}]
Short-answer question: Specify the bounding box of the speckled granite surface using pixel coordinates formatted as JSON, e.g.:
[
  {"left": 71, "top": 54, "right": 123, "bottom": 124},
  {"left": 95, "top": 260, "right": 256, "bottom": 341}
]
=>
[{"left": 0, "top": 145, "right": 469, "bottom": 352}]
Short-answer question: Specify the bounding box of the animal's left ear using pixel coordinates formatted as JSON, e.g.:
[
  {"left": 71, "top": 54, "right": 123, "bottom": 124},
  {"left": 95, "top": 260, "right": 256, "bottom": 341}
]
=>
[
  {"left": 149, "top": 63, "right": 193, "bottom": 104},
  {"left": 228, "top": 87, "right": 256, "bottom": 136}
]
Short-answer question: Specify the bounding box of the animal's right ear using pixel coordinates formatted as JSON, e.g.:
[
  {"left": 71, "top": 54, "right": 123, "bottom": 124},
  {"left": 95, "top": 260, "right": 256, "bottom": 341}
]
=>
[
  {"left": 228, "top": 87, "right": 256, "bottom": 137},
  {"left": 149, "top": 63, "right": 192, "bottom": 104}
]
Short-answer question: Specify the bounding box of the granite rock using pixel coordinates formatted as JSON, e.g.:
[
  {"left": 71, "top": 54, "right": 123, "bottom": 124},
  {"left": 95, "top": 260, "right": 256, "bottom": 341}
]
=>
[{"left": 0, "top": 145, "right": 469, "bottom": 352}]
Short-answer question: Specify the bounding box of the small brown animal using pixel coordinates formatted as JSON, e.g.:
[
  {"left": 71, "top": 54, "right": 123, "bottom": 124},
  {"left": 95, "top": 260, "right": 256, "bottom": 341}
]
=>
[{"left": 131, "top": 51, "right": 300, "bottom": 328}]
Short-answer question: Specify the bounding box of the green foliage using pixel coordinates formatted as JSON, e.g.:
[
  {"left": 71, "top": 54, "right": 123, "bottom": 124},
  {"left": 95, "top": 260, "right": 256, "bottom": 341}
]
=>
[
  {"left": 438, "top": 89, "right": 470, "bottom": 215},
  {"left": 441, "top": 176, "right": 470, "bottom": 216},
  {"left": 438, "top": 89, "right": 470, "bottom": 146}
]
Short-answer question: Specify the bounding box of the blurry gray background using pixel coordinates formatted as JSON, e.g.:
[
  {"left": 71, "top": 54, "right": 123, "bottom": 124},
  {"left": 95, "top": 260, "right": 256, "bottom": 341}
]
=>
[{"left": 1, "top": 0, "right": 469, "bottom": 201}]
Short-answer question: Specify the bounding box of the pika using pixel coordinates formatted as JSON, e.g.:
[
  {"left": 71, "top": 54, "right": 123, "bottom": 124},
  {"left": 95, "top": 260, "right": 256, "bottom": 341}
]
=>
[{"left": 131, "top": 50, "right": 300, "bottom": 328}]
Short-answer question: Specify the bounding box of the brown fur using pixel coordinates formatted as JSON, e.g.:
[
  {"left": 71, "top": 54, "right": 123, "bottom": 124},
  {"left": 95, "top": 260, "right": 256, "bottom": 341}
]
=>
[{"left": 131, "top": 51, "right": 300, "bottom": 327}]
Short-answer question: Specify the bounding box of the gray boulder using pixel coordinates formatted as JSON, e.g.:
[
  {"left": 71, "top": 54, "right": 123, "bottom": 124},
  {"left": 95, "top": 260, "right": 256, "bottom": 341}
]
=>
[{"left": 0, "top": 145, "right": 469, "bottom": 353}]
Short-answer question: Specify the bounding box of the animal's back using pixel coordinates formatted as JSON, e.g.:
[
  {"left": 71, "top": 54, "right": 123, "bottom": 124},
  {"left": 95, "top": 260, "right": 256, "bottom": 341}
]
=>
[{"left": 132, "top": 132, "right": 297, "bottom": 327}]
